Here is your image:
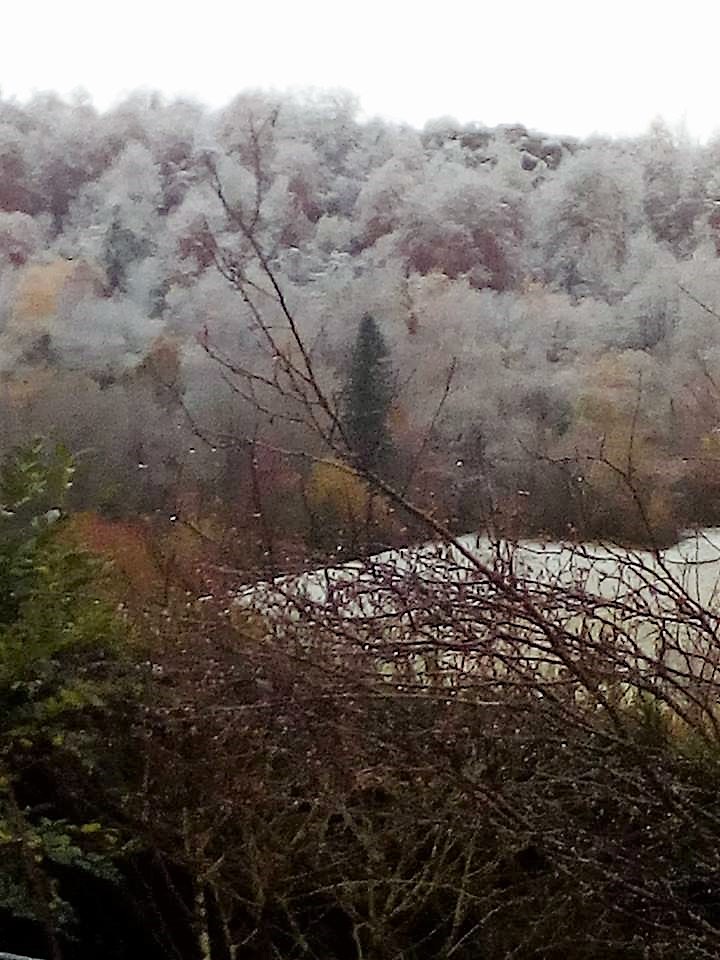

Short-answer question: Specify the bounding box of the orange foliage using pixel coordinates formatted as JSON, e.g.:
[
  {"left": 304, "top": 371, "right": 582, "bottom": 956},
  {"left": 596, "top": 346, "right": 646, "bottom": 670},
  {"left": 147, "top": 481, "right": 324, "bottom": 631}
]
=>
[
  {"left": 0, "top": 368, "right": 57, "bottom": 407},
  {"left": 65, "top": 512, "right": 163, "bottom": 597},
  {"left": 136, "top": 335, "right": 182, "bottom": 385}
]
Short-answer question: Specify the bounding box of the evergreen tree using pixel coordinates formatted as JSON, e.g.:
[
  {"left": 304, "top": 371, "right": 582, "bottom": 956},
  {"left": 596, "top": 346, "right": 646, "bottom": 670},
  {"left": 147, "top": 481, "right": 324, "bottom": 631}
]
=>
[
  {"left": 103, "top": 211, "right": 151, "bottom": 293},
  {"left": 344, "top": 314, "right": 394, "bottom": 474}
]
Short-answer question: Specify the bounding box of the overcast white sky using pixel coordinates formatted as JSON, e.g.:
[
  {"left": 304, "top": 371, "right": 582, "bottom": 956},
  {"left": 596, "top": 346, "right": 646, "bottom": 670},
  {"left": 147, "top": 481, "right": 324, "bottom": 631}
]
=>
[{"left": 2, "top": 0, "right": 719, "bottom": 140}]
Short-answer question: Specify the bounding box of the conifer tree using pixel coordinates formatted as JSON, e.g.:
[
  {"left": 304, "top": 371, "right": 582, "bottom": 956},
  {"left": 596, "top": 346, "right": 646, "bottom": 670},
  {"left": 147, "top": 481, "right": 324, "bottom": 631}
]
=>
[{"left": 344, "top": 313, "right": 394, "bottom": 474}]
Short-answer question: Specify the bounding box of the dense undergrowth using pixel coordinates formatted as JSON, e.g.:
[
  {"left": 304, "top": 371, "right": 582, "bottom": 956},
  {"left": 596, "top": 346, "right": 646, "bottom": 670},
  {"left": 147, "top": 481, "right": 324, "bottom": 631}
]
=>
[{"left": 3, "top": 444, "right": 720, "bottom": 959}]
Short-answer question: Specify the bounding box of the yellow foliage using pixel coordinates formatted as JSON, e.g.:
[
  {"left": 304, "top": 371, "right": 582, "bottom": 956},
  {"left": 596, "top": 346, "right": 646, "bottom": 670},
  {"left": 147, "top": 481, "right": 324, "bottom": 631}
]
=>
[
  {"left": 700, "top": 432, "right": 720, "bottom": 457},
  {"left": 305, "top": 460, "right": 370, "bottom": 528},
  {"left": 388, "top": 404, "right": 410, "bottom": 434},
  {"left": 574, "top": 393, "right": 618, "bottom": 429},
  {"left": 571, "top": 352, "right": 666, "bottom": 481},
  {"left": 10, "top": 259, "right": 105, "bottom": 332},
  {"left": 644, "top": 489, "right": 676, "bottom": 539},
  {"left": 575, "top": 351, "right": 657, "bottom": 426},
  {"left": 228, "top": 605, "right": 272, "bottom": 644},
  {"left": 12, "top": 260, "right": 76, "bottom": 327},
  {"left": 159, "top": 514, "right": 225, "bottom": 565}
]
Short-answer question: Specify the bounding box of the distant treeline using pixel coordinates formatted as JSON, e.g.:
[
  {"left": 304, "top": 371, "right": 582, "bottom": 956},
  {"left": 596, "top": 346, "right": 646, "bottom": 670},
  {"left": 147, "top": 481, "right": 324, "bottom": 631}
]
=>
[{"left": 1, "top": 91, "right": 720, "bottom": 555}]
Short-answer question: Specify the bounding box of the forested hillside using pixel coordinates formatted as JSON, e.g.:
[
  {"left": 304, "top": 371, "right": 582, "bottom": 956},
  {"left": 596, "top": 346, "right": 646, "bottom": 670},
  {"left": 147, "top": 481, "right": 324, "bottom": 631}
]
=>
[
  {"left": 2, "top": 90, "right": 720, "bottom": 565},
  {"left": 7, "top": 89, "right": 720, "bottom": 960}
]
